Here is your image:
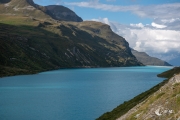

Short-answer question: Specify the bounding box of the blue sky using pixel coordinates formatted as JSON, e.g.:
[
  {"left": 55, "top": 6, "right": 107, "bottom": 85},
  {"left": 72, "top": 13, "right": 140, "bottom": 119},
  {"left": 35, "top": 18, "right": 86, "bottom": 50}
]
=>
[
  {"left": 34, "top": 0, "right": 180, "bottom": 24},
  {"left": 34, "top": 0, "right": 180, "bottom": 65}
]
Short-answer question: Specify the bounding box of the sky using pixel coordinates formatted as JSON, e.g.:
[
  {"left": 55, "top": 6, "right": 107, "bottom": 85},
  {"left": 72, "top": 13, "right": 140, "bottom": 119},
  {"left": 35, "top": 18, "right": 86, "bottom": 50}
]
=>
[{"left": 34, "top": 0, "right": 180, "bottom": 65}]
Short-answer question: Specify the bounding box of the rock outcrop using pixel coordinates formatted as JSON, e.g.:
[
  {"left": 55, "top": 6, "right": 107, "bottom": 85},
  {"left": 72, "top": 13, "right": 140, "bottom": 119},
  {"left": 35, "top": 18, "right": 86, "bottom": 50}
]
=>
[{"left": 117, "top": 72, "right": 180, "bottom": 120}]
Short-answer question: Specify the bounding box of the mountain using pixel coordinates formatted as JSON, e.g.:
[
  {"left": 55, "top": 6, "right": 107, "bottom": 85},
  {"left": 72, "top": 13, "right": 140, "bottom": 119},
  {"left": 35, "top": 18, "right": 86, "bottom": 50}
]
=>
[
  {"left": 0, "top": 0, "right": 142, "bottom": 77},
  {"left": 131, "top": 49, "right": 171, "bottom": 66},
  {"left": 44, "top": 5, "right": 83, "bottom": 22},
  {"left": 97, "top": 67, "right": 180, "bottom": 120},
  {"left": 0, "top": 0, "right": 83, "bottom": 22}
]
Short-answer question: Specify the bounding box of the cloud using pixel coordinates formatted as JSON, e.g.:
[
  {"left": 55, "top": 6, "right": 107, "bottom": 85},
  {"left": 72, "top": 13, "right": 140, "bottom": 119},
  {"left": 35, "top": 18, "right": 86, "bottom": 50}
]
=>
[
  {"left": 155, "top": 18, "right": 180, "bottom": 30},
  {"left": 65, "top": 1, "right": 140, "bottom": 12},
  {"left": 65, "top": 1, "right": 180, "bottom": 19},
  {"left": 161, "top": 18, "right": 180, "bottom": 24},
  {"left": 151, "top": 22, "right": 167, "bottom": 28},
  {"left": 130, "top": 23, "right": 144, "bottom": 28},
  {"left": 91, "top": 18, "right": 180, "bottom": 62}
]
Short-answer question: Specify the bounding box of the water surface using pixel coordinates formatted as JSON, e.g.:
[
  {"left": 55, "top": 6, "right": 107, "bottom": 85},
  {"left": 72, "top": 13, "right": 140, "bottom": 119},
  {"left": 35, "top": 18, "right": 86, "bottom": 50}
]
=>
[{"left": 0, "top": 66, "right": 172, "bottom": 120}]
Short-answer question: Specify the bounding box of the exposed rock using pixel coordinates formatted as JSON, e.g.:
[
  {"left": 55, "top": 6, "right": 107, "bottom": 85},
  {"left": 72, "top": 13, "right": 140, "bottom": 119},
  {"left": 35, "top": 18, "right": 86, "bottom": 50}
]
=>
[
  {"left": 0, "top": 0, "right": 142, "bottom": 77},
  {"left": 117, "top": 73, "right": 180, "bottom": 120}
]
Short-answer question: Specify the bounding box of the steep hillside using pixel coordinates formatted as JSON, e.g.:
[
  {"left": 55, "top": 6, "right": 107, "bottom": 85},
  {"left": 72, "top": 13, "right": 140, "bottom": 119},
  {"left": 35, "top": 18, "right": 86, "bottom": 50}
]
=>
[
  {"left": 0, "top": 0, "right": 82, "bottom": 22},
  {"left": 117, "top": 67, "right": 180, "bottom": 120},
  {"left": 169, "top": 55, "right": 180, "bottom": 66},
  {"left": 97, "top": 67, "right": 180, "bottom": 120},
  {"left": 131, "top": 49, "right": 171, "bottom": 66},
  {"left": 0, "top": 14, "right": 142, "bottom": 77}
]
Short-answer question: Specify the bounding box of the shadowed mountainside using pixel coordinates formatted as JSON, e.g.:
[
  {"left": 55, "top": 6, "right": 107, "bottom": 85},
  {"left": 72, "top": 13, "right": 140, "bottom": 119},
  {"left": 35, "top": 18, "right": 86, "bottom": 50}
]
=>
[{"left": 0, "top": 14, "right": 142, "bottom": 77}]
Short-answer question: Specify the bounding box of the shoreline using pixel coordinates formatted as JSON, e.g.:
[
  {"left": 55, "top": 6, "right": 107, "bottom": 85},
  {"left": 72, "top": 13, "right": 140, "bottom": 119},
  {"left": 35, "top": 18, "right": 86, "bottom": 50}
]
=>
[
  {"left": 1, "top": 65, "right": 172, "bottom": 78},
  {"left": 96, "top": 77, "right": 169, "bottom": 120},
  {"left": 117, "top": 73, "right": 180, "bottom": 120},
  {"left": 0, "top": 65, "right": 146, "bottom": 78},
  {"left": 97, "top": 67, "right": 180, "bottom": 120}
]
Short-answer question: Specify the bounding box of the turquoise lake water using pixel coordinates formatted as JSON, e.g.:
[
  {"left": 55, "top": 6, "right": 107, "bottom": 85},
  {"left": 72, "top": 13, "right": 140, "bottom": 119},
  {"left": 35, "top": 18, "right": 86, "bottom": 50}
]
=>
[{"left": 0, "top": 66, "right": 172, "bottom": 120}]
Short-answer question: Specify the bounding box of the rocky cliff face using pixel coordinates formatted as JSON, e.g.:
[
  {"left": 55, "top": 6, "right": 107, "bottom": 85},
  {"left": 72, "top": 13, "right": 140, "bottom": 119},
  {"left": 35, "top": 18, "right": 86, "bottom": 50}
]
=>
[
  {"left": 131, "top": 49, "right": 171, "bottom": 66},
  {"left": 45, "top": 5, "right": 83, "bottom": 22}
]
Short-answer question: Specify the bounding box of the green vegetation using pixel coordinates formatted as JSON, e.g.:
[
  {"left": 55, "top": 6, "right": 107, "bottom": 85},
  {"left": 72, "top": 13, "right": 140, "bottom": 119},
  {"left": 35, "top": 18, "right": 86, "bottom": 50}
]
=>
[
  {"left": 157, "top": 67, "right": 180, "bottom": 78},
  {"left": 0, "top": 0, "right": 143, "bottom": 77},
  {"left": 97, "top": 67, "right": 180, "bottom": 120},
  {"left": 156, "top": 92, "right": 165, "bottom": 99},
  {"left": 0, "top": 15, "right": 142, "bottom": 77}
]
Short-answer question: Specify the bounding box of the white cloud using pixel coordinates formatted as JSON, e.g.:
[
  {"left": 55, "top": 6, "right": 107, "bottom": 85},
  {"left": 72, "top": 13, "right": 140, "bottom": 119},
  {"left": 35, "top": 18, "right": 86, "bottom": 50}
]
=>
[
  {"left": 156, "top": 18, "right": 180, "bottom": 30},
  {"left": 130, "top": 23, "right": 144, "bottom": 28},
  {"left": 65, "top": 2, "right": 180, "bottom": 19},
  {"left": 65, "top": 2, "right": 140, "bottom": 12},
  {"left": 161, "top": 18, "right": 180, "bottom": 23},
  {"left": 92, "top": 18, "right": 180, "bottom": 62},
  {"left": 151, "top": 22, "right": 167, "bottom": 28},
  {"left": 65, "top": 1, "right": 180, "bottom": 64},
  {"left": 92, "top": 18, "right": 110, "bottom": 25}
]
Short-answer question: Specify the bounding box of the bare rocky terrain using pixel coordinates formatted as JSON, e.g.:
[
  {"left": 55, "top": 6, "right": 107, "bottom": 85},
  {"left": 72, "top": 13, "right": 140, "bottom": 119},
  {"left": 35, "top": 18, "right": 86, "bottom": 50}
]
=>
[{"left": 117, "top": 73, "right": 180, "bottom": 120}]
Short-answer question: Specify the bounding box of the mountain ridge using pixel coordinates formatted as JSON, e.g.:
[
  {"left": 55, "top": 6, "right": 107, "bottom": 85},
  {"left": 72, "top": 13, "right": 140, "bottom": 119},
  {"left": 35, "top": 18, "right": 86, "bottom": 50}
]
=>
[
  {"left": 0, "top": 13, "right": 142, "bottom": 77},
  {"left": 0, "top": 0, "right": 83, "bottom": 22}
]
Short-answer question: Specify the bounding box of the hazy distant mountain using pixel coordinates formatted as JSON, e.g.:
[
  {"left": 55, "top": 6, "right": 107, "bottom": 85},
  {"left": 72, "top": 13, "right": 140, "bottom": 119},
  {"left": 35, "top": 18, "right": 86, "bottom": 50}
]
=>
[
  {"left": 131, "top": 49, "right": 171, "bottom": 66},
  {"left": 168, "top": 55, "right": 180, "bottom": 66}
]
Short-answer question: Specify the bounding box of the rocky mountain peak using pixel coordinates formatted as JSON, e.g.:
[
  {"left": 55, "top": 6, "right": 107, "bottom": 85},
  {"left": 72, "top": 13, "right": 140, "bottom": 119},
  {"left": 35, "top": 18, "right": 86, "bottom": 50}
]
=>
[
  {"left": 45, "top": 5, "right": 83, "bottom": 22},
  {"left": 0, "top": 0, "right": 83, "bottom": 22}
]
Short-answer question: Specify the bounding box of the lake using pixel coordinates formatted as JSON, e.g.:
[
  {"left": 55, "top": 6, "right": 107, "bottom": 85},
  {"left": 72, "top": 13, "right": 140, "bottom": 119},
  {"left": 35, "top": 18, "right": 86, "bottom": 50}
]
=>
[{"left": 0, "top": 66, "right": 172, "bottom": 120}]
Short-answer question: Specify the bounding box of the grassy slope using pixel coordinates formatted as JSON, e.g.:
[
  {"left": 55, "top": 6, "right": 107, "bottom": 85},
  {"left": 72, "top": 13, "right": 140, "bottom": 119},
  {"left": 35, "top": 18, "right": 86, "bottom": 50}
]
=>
[
  {"left": 123, "top": 67, "right": 180, "bottom": 120},
  {"left": 97, "top": 67, "right": 180, "bottom": 120},
  {"left": 0, "top": 16, "right": 61, "bottom": 77},
  {"left": 157, "top": 67, "right": 180, "bottom": 78},
  {"left": 0, "top": 15, "right": 142, "bottom": 77},
  {"left": 0, "top": 0, "right": 53, "bottom": 21}
]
